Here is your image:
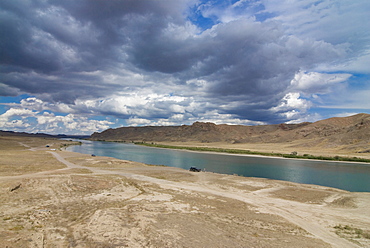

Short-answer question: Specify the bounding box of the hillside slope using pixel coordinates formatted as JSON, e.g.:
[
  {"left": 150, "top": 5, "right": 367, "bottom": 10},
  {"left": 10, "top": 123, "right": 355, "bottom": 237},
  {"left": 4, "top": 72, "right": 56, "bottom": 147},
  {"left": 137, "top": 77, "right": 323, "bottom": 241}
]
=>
[{"left": 90, "top": 113, "right": 370, "bottom": 152}]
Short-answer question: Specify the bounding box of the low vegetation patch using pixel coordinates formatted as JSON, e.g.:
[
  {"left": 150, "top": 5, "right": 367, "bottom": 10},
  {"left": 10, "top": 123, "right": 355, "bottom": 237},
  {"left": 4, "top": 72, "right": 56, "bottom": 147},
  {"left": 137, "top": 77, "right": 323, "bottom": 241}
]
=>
[
  {"left": 334, "top": 224, "right": 370, "bottom": 240},
  {"left": 137, "top": 143, "right": 370, "bottom": 163}
]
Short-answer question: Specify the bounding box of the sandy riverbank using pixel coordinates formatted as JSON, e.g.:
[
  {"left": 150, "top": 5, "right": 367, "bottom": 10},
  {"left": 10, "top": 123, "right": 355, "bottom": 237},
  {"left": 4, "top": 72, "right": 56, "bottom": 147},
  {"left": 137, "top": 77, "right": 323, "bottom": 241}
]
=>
[{"left": 1, "top": 136, "right": 370, "bottom": 247}]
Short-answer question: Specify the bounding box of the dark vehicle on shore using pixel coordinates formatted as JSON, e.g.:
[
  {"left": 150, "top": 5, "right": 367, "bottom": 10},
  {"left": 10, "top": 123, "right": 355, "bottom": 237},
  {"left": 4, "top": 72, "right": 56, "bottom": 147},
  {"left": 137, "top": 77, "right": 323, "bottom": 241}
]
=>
[{"left": 189, "top": 167, "right": 201, "bottom": 172}]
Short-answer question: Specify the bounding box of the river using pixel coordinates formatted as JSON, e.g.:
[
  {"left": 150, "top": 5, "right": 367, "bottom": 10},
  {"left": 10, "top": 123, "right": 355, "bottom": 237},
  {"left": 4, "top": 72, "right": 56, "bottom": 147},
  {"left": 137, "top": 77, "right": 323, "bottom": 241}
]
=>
[{"left": 67, "top": 140, "right": 370, "bottom": 192}]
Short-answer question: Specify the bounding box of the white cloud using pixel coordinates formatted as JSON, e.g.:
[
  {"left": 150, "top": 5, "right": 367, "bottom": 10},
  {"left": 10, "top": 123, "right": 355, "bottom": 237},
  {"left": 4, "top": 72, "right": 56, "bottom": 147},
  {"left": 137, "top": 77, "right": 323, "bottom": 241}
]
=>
[
  {"left": 272, "top": 92, "right": 311, "bottom": 111},
  {"left": 73, "top": 93, "right": 192, "bottom": 119},
  {"left": 0, "top": 108, "right": 35, "bottom": 129},
  {"left": 126, "top": 117, "right": 152, "bottom": 126},
  {"left": 320, "top": 51, "right": 370, "bottom": 74},
  {"left": 0, "top": 97, "right": 114, "bottom": 134},
  {"left": 1, "top": 108, "right": 36, "bottom": 119},
  {"left": 262, "top": 0, "right": 370, "bottom": 74},
  {"left": 15, "top": 97, "right": 75, "bottom": 114},
  {"left": 124, "top": 107, "right": 267, "bottom": 127},
  {"left": 285, "top": 113, "right": 322, "bottom": 124},
  {"left": 318, "top": 89, "right": 370, "bottom": 110},
  {"left": 188, "top": 110, "right": 266, "bottom": 126},
  {"left": 270, "top": 92, "right": 312, "bottom": 122},
  {"left": 262, "top": 0, "right": 369, "bottom": 41},
  {"left": 290, "top": 71, "right": 352, "bottom": 95},
  {"left": 335, "top": 112, "right": 361, "bottom": 118}
]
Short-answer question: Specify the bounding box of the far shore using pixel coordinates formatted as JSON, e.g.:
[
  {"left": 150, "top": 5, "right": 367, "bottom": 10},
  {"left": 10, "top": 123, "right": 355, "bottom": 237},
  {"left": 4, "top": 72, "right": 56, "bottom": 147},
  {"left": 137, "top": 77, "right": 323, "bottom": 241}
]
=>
[{"left": 136, "top": 142, "right": 370, "bottom": 165}]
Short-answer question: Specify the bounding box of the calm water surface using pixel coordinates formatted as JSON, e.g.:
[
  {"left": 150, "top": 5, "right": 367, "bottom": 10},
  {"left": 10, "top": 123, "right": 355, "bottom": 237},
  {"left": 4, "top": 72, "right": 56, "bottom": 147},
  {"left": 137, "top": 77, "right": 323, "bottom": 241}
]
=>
[{"left": 67, "top": 140, "right": 370, "bottom": 192}]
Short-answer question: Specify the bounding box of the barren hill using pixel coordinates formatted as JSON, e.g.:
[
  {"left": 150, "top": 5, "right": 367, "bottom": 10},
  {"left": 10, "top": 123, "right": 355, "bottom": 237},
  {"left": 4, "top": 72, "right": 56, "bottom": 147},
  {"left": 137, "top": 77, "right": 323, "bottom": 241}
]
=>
[{"left": 90, "top": 113, "right": 370, "bottom": 153}]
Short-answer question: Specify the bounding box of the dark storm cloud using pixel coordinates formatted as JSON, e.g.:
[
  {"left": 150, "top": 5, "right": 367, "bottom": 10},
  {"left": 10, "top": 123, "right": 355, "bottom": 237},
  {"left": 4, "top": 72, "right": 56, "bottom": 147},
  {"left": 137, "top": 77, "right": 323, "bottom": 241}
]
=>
[
  {"left": 0, "top": 7, "right": 62, "bottom": 72},
  {"left": 202, "top": 26, "right": 345, "bottom": 98},
  {"left": 1, "top": 0, "right": 189, "bottom": 98},
  {"left": 0, "top": 0, "right": 354, "bottom": 125}
]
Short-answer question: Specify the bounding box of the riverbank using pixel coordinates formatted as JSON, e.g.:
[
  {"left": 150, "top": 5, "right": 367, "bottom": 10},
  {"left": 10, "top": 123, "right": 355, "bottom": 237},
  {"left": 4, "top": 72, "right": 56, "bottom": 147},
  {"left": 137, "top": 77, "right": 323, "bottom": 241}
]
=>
[
  {"left": 1, "top": 135, "right": 370, "bottom": 247},
  {"left": 137, "top": 142, "right": 370, "bottom": 164}
]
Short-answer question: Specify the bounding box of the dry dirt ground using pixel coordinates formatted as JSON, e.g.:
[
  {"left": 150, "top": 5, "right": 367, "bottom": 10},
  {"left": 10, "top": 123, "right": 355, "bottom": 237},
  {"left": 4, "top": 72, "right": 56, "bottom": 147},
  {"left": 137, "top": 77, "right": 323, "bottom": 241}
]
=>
[{"left": 1, "top": 136, "right": 370, "bottom": 248}]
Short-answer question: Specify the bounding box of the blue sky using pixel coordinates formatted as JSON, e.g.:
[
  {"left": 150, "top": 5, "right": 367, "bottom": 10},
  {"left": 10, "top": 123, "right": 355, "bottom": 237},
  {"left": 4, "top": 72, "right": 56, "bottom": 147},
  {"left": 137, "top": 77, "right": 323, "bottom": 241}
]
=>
[{"left": 1, "top": 0, "right": 369, "bottom": 135}]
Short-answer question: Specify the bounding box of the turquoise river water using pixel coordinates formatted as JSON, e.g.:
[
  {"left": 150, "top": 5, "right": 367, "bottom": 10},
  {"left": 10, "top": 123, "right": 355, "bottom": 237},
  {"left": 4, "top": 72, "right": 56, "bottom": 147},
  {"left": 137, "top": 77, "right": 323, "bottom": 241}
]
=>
[{"left": 67, "top": 140, "right": 370, "bottom": 192}]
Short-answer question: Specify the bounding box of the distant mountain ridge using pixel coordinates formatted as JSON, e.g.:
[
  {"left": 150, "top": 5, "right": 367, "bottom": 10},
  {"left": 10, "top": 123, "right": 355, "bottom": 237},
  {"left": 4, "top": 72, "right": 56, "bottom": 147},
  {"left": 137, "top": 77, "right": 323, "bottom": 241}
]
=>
[
  {"left": 0, "top": 130, "right": 89, "bottom": 139},
  {"left": 90, "top": 113, "right": 370, "bottom": 152},
  {"left": 0, "top": 130, "right": 55, "bottom": 138}
]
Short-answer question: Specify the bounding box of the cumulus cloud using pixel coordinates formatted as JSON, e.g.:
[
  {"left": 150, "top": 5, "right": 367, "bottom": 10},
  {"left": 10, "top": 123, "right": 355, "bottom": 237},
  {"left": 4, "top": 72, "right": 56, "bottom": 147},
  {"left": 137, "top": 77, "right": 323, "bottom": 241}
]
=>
[
  {"left": 270, "top": 92, "right": 311, "bottom": 121},
  {"left": 0, "top": 98, "right": 114, "bottom": 134},
  {"left": 0, "top": 0, "right": 368, "bottom": 133},
  {"left": 0, "top": 108, "right": 36, "bottom": 130},
  {"left": 289, "top": 71, "right": 352, "bottom": 95}
]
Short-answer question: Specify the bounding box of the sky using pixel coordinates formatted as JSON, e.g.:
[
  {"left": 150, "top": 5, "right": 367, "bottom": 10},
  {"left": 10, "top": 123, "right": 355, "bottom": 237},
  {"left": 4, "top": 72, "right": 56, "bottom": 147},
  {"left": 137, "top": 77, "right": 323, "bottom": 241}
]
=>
[{"left": 0, "top": 0, "right": 369, "bottom": 135}]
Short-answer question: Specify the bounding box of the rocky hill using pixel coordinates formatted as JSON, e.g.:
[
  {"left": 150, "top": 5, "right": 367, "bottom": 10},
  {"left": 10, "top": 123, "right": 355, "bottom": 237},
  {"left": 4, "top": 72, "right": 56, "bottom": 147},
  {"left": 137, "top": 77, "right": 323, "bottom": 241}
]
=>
[{"left": 90, "top": 113, "right": 370, "bottom": 152}]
